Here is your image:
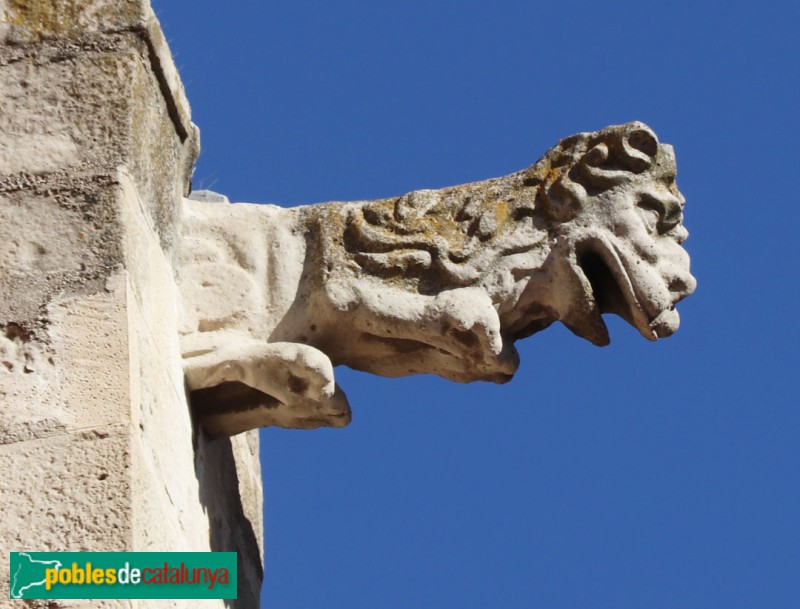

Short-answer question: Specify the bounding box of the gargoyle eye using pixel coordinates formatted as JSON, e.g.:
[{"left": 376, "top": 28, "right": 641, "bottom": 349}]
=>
[
  {"left": 661, "top": 205, "right": 683, "bottom": 233},
  {"left": 637, "top": 192, "right": 682, "bottom": 235}
]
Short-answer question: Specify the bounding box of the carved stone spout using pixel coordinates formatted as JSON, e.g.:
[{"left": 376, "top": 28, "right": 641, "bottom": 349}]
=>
[{"left": 178, "top": 122, "right": 696, "bottom": 435}]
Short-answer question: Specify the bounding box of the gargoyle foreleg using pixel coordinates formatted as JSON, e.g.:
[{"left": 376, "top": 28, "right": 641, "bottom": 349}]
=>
[
  {"left": 355, "top": 284, "right": 501, "bottom": 354},
  {"left": 182, "top": 334, "right": 351, "bottom": 433},
  {"left": 424, "top": 286, "right": 504, "bottom": 356},
  {"left": 333, "top": 282, "right": 516, "bottom": 380}
]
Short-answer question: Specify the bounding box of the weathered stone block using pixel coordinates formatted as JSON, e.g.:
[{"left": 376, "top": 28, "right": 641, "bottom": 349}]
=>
[
  {"left": 0, "top": 427, "right": 133, "bottom": 599},
  {"left": 0, "top": 274, "right": 131, "bottom": 445},
  {"left": 2, "top": 0, "right": 148, "bottom": 43},
  {"left": 0, "top": 39, "right": 198, "bottom": 243},
  {"left": 0, "top": 2, "right": 258, "bottom": 606},
  {"left": 0, "top": 52, "right": 131, "bottom": 173},
  {"left": 0, "top": 184, "right": 124, "bottom": 324}
]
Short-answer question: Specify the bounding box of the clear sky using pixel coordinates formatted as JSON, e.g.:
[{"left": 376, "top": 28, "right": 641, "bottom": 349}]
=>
[{"left": 154, "top": 2, "right": 799, "bottom": 607}]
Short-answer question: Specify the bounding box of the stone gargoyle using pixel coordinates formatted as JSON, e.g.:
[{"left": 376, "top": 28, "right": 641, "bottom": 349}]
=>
[{"left": 178, "top": 122, "right": 696, "bottom": 435}]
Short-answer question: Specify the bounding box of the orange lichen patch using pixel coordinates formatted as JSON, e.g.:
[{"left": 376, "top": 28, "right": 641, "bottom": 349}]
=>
[
  {"left": 6, "top": 0, "right": 83, "bottom": 38},
  {"left": 494, "top": 199, "right": 511, "bottom": 230},
  {"left": 4, "top": 0, "right": 142, "bottom": 41}
]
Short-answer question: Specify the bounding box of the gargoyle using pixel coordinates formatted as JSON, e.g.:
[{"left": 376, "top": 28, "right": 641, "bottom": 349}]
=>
[{"left": 178, "top": 122, "right": 696, "bottom": 435}]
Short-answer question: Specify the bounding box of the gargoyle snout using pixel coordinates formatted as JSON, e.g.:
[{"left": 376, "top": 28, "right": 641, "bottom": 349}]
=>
[{"left": 668, "top": 271, "right": 697, "bottom": 303}]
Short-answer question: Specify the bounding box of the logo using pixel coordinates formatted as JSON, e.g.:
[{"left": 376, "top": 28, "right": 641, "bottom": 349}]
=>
[{"left": 9, "top": 552, "right": 237, "bottom": 600}]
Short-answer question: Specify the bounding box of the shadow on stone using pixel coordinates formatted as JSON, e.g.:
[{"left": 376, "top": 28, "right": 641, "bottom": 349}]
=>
[{"left": 193, "top": 427, "right": 263, "bottom": 609}]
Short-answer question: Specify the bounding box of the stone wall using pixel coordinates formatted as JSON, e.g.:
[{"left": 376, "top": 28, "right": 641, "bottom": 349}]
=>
[{"left": 0, "top": 1, "right": 262, "bottom": 607}]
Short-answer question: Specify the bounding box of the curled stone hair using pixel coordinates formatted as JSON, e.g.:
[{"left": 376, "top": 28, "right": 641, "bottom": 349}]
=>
[
  {"left": 343, "top": 122, "right": 665, "bottom": 289},
  {"left": 525, "top": 122, "right": 660, "bottom": 223}
]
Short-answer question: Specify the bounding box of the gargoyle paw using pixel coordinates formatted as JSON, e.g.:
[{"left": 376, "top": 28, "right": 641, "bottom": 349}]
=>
[
  {"left": 433, "top": 288, "right": 503, "bottom": 355},
  {"left": 281, "top": 343, "right": 337, "bottom": 402}
]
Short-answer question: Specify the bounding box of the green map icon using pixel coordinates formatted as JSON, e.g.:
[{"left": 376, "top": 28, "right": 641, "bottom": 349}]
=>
[{"left": 10, "top": 553, "right": 63, "bottom": 599}]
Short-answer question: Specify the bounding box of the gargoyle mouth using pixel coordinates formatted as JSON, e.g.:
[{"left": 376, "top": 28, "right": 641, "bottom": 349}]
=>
[{"left": 577, "top": 239, "right": 672, "bottom": 342}]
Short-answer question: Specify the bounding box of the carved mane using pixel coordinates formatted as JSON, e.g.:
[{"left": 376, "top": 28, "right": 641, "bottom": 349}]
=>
[{"left": 342, "top": 122, "right": 664, "bottom": 292}]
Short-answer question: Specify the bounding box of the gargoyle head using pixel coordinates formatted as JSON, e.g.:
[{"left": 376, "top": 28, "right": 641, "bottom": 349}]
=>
[
  {"left": 331, "top": 121, "right": 696, "bottom": 386},
  {"left": 528, "top": 122, "right": 697, "bottom": 346}
]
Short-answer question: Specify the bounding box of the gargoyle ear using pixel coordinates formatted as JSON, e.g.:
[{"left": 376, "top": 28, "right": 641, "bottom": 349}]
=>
[
  {"left": 626, "top": 125, "right": 658, "bottom": 159},
  {"left": 619, "top": 124, "right": 658, "bottom": 172},
  {"left": 576, "top": 123, "right": 659, "bottom": 191}
]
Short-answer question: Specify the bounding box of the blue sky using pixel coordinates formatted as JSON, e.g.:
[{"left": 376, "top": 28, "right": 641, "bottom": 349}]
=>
[{"left": 154, "top": 2, "right": 799, "bottom": 607}]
